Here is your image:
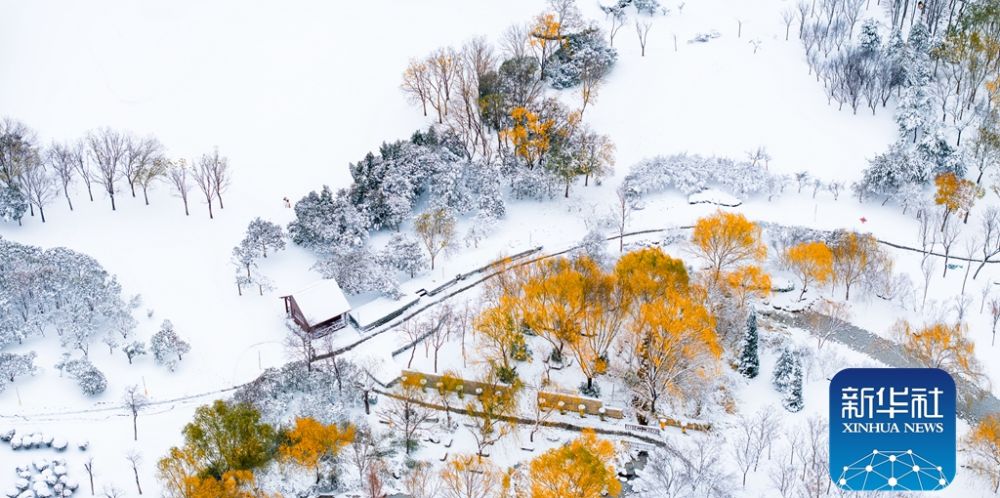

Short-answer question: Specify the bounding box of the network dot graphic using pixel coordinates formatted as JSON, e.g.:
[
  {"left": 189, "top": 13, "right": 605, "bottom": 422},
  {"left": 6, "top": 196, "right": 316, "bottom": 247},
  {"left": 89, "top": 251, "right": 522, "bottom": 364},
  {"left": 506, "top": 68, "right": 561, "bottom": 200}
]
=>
[{"left": 836, "top": 449, "right": 948, "bottom": 491}]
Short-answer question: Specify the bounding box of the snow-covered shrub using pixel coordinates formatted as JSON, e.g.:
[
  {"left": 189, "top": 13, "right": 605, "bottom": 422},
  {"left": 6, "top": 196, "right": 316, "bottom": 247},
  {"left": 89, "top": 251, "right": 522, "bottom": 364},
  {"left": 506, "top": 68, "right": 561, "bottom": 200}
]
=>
[
  {"left": 56, "top": 358, "right": 107, "bottom": 396},
  {"left": 233, "top": 361, "right": 360, "bottom": 426},
  {"left": 150, "top": 320, "right": 190, "bottom": 372},
  {"left": 511, "top": 166, "right": 560, "bottom": 200},
  {"left": 625, "top": 153, "right": 775, "bottom": 199}
]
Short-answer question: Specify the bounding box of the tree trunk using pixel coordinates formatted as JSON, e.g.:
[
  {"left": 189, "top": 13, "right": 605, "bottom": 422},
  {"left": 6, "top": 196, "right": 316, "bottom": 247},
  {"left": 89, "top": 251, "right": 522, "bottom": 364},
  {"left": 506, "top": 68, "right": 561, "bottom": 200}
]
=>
[
  {"left": 129, "top": 181, "right": 137, "bottom": 197},
  {"left": 38, "top": 206, "right": 46, "bottom": 223},
  {"left": 132, "top": 466, "right": 142, "bottom": 495},
  {"left": 142, "top": 186, "right": 150, "bottom": 206},
  {"left": 216, "top": 191, "right": 224, "bottom": 210},
  {"left": 207, "top": 199, "right": 213, "bottom": 219},
  {"left": 133, "top": 414, "right": 138, "bottom": 441},
  {"left": 64, "top": 185, "right": 73, "bottom": 210},
  {"left": 183, "top": 198, "right": 189, "bottom": 216},
  {"left": 85, "top": 183, "right": 94, "bottom": 201},
  {"left": 110, "top": 191, "right": 117, "bottom": 211}
]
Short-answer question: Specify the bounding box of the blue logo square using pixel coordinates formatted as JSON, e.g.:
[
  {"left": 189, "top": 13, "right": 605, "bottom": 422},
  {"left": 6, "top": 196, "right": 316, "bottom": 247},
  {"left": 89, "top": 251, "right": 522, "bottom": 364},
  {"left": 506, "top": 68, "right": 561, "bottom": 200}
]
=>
[{"left": 829, "top": 368, "right": 956, "bottom": 491}]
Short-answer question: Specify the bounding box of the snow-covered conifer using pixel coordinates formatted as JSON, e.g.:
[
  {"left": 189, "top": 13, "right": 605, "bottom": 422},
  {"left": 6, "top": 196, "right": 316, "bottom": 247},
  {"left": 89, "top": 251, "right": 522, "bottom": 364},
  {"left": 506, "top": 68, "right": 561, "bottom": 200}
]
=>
[
  {"left": 737, "top": 309, "right": 759, "bottom": 379},
  {"left": 381, "top": 233, "right": 428, "bottom": 278}
]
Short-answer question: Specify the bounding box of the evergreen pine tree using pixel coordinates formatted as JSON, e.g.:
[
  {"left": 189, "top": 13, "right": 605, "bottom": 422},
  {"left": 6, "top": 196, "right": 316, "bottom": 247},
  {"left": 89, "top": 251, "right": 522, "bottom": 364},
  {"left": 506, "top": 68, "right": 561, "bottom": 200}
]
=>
[
  {"left": 773, "top": 348, "right": 804, "bottom": 412},
  {"left": 783, "top": 357, "right": 804, "bottom": 412},
  {"left": 738, "top": 308, "right": 760, "bottom": 378}
]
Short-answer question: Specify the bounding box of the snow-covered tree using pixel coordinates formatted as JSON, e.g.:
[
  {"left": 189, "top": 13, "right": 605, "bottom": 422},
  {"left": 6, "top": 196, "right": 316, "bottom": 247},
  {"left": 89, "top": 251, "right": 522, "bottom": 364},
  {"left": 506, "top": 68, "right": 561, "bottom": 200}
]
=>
[
  {"left": 242, "top": 218, "right": 286, "bottom": 258},
  {"left": 381, "top": 233, "right": 428, "bottom": 278},
  {"left": 0, "top": 185, "right": 28, "bottom": 225},
  {"left": 314, "top": 247, "right": 401, "bottom": 298},
  {"left": 737, "top": 309, "right": 759, "bottom": 379},
  {"left": 578, "top": 229, "right": 610, "bottom": 268},
  {"left": 858, "top": 18, "right": 882, "bottom": 55},
  {"left": 0, "top": 351, "right": 38, "bottom": 385},
  {"left": 121, "top": 340, "right": 147, "bottom": 365},
  {"left": 544, "top": 27, "right": 618, "bottom": 89},
  {"left": 772, "top": 348, "right": 803, "bottom": 412},
  {"left": 288, "top": 186, "right": 370, "bottom": 250},
  {"left": 150, "top": 320, "right": 191, "bottom": 372}
]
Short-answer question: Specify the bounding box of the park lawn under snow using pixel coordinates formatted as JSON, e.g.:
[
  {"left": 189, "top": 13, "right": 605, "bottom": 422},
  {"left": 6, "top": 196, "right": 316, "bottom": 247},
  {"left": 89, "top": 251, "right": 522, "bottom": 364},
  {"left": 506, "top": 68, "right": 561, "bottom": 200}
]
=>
[{"left": 2, "top": 0, "right": 1000, "bottom": 496}]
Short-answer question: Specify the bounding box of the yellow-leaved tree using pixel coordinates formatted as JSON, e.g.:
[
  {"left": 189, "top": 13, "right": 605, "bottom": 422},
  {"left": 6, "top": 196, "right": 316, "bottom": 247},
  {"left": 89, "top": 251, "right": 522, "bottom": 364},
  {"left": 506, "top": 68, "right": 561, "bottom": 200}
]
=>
[
  {"left": 893, "top": 320, "right": 986, "bottom": 406},
  {"left": 690, "top": 211, "right": 766, "bottom": 280},
  {"left": 783, "top": 241, "right": 834, "bottom": 300},
  {"left": 934, "top": 172, "right": 983, "bottom": 227},
  {"left": 965, "top": 414, "right": 1000, "bottom": 493},
  {"left": 529, "top": 430, "right": 622, "bottom": 498},
  {"left": 279, "top": 417, "right": 355, "bottom": 484},
  {"left": 723, "top": 265, "right": 772, "bottom": 309}
]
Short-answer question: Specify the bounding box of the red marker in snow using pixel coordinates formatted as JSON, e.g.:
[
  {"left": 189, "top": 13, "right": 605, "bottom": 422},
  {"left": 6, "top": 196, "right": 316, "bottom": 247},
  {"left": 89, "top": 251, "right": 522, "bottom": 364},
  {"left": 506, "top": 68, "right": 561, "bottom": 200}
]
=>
[{"left": 859, "top": 216, "right": 867, "bottom": 223}]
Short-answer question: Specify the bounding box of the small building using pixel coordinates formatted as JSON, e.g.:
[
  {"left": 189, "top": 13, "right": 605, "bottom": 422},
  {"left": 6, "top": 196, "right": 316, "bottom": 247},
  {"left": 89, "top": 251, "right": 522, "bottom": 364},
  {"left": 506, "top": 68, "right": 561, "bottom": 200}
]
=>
[{"left": 280, "top": 279, "right": 351, "bottom": 336}]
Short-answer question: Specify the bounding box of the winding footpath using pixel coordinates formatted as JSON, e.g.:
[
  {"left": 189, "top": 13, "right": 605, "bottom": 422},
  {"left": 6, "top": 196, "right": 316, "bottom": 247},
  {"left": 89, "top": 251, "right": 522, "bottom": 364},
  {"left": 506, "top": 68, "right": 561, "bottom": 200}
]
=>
[{"left": 769, "top": 311, "right": 1000, "bottom": 422}]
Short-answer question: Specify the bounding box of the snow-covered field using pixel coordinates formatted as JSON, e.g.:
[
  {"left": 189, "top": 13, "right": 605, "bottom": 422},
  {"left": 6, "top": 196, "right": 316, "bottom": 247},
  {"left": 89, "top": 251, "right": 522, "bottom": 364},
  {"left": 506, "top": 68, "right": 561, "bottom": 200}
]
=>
[{"left": 2, "top": 0, "right": 998, "bottom": 496}]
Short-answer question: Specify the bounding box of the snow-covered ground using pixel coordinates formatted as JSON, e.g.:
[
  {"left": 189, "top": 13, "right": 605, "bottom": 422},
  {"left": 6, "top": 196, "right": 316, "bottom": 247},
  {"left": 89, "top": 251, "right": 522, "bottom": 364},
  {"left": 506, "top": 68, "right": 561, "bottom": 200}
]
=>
[{"left": 2, "top": 0, "right": 998, "bottom": 496}]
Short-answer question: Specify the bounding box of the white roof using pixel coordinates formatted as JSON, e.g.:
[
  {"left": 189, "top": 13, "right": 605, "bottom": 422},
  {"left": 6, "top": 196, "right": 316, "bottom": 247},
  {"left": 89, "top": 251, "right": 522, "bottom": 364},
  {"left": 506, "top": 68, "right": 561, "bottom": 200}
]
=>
[{"left": 287, "top": 279, "right": 351, "bottom": 327}]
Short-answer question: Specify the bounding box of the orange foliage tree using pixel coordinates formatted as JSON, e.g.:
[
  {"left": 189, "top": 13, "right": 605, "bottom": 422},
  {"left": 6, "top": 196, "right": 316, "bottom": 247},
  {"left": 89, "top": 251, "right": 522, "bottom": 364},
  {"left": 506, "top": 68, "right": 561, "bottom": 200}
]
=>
[
  {"left": 723, "top": 265, "right": 772, "bottom": 309},
  {"left": 627, "top": 285, "right": 720, "bottom": 416},
  {"left": 965, "top": 414, "right": 1000, "bottom": 493},
  {"left": 279, "top": 417, "right": 355, "bottom": 484},
  {"left": 830, "top": 231, "right": 883, "bottom": 300},
  {"left": 934, "top": 172, "right": 983, "bottom": 228},
  {"left": 440, "top": 454, "right": 504, "bottom": 498},
  {"left": 690, "top": 211, "right": 766, "bottom": 280},
  {"left": 502, "top": 107, "right": 555, "bottom": 168},
  {"left": 893, "top": 320, "right": 986, "bottom": 405},
  {"left": 529, "top": 430, "right": 622, "bottom": 498},
  {"left": 783, "top": 241, "right": 834, "bottom": 300}
]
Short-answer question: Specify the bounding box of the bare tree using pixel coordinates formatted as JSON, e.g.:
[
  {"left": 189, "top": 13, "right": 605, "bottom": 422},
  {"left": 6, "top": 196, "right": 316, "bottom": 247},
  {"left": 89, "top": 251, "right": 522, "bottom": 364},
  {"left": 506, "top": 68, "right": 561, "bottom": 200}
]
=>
[
  {"left": 781, "top": 8, "right": 796, "bottom": 40},
  {"left": 414, "top": 208, "right": 456, "bottom": 270},
  {"left": 0, "top": 118, "right": 36, "bottom": 188},
  {"left": 426, "top": 47, "right": 460, "bottom": 124},
  {"left": 20, "top": 154, "right": 56, "bottom": 222},
  {"left": 427, "top": 304, "right": 453, "bottom": 373},
  {"left": 192, "top": 154, "right": 215, "bottom": 219},
  {"left": 379, "top": 381, "right": 435, "bottom": 455},
  {"left": 87, "top": 128, "right": 127, "bottom": 210},
  {"left": 84, "top": 458, "right": 96, "bottom": 495},
  {"left": 137, "top": 157, "right": 168, "bottom": 206},
  {"left": 402, "top": 59, "right": 433, "bottom": 118},
  {"left": 166, "top": 159, "right": 192, "bottom": 216},
  {"left": 284, "top": 320, "right": 315, "bottom": 371},
  {"left": 46, "top": 142, "right": 77, "bottom": 210},
  {"left": 636, "top": 20, "right": 653, "bottom": 56},
  {"left": 736, "top": 18, "right": 744, "bottom": 38},
  {"left": 991, "top": 297, "right": 1000, "bottom": 346},
  {"left": 500, "top": 23, "right": 531, "bottom": 60},
  {"left": 808, "top": 299, "right": 851, "bottom": 351},
  {"left": 70, "top": 139, "right": 95, "bottom": 202},
  {"left": 974, "top": 207, "right": 1000, "bottom": 279},
  {"left": 608, "top": 9, "right": 627, "bottom": 47},
  {"left": 129, "top": 137, "right": 165, "bottom": 205},
  {"left": 403, "top": 461, "right": 441, "bottom": 498},
  {"left": 349, "top": 425, "right": 391, "bottom": 486},
  {"left": 962, "top": 236, "right": 979, "bottom": 294},
  {"left": 795, "top": 1, "right": 811, "bottom": 39},
  {"left": 921, "top": 257, "right": 937, "bottom": 308},
  {"left": 613, "top": 182, "right": 632, "bottom": 252},
  {"left": 126, "top": 450, "right": 143, "bottom": 495},
  {"left": 939, "top": 217, "right": 960, "bottom": 277},
  {"left": 402, "top": 319, "right": 424, "bottom": 369},
  {"left": 769, "top": 450, "right": 798, "bottom": 498},
  {"left": 122, "top": 385, "right": 149, "bottom": 441},
  {"left": 205, "top": 148, "right": 231, "bottom": 209}
]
